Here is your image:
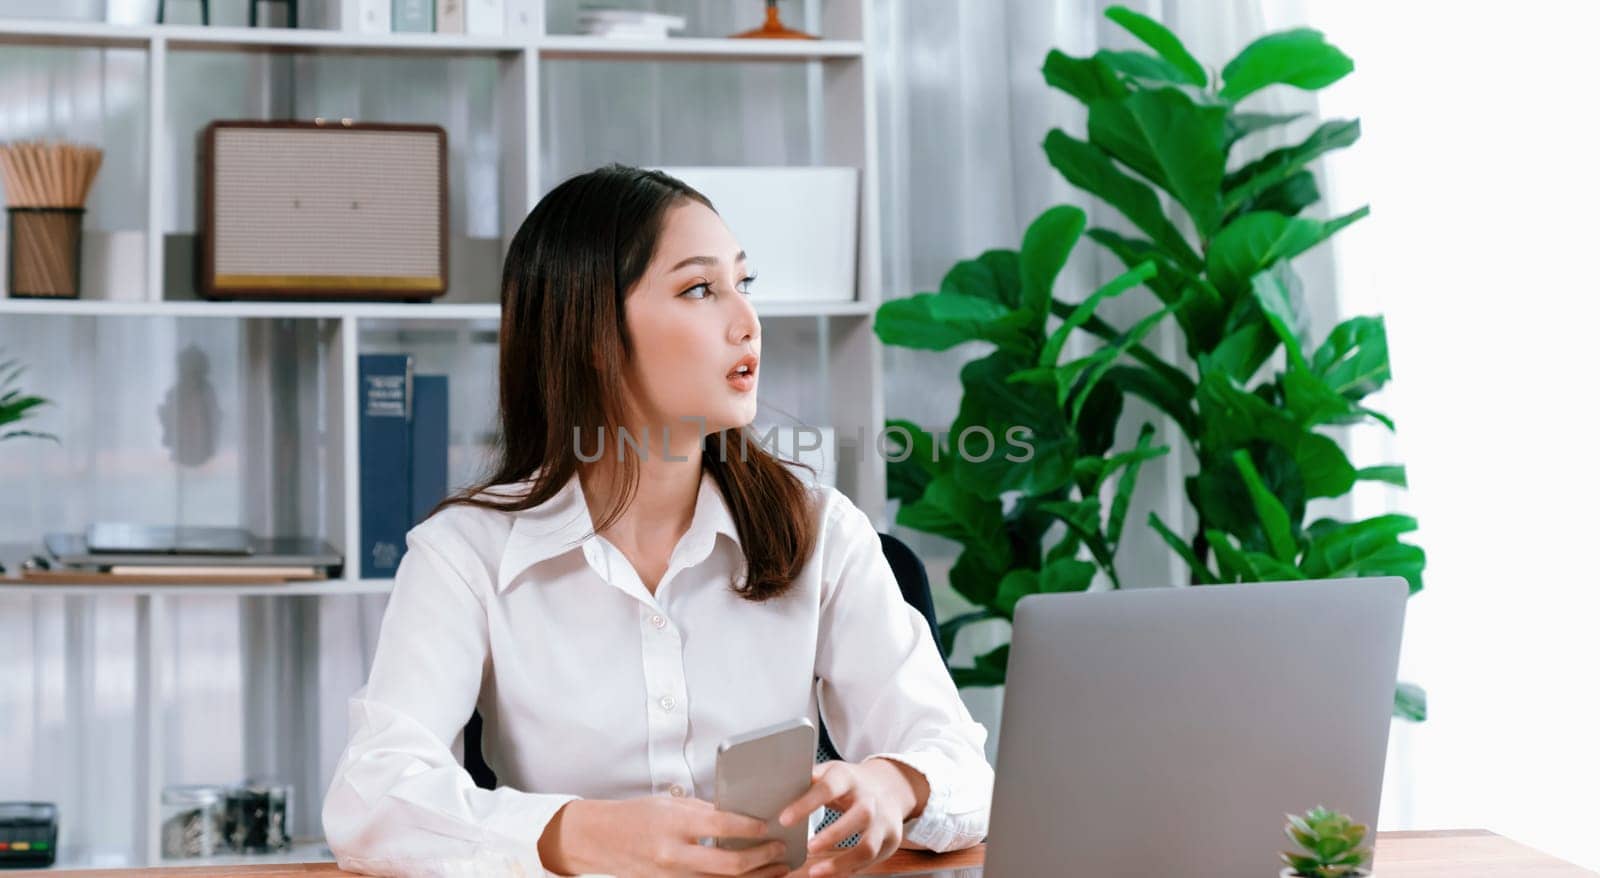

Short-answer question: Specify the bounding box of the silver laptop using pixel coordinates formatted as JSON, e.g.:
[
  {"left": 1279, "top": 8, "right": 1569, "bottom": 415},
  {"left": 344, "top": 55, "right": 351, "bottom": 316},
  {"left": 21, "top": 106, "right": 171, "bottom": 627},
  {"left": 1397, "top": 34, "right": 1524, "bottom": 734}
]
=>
[{"left": 973, "top": 577, "right": 1408, "bottom": 878}]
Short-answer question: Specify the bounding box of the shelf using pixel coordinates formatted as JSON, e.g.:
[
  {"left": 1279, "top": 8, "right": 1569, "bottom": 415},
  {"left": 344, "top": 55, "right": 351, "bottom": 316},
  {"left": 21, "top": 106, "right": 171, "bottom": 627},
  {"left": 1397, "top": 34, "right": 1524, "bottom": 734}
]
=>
[
  {"left": 0, "top": 298, "right": 876, "bottom": 320},
  {"left": 537, "top": 35, "right": 864, "bottom": 62},
  {"left": 0, "top": 578, "right": 395, "bottom": 597},
  {"left": 0, "top": 18, "right": 525, "bottom": 54},
  {"left": 0, "top": 19, "right": 863, "bottom": 62}
]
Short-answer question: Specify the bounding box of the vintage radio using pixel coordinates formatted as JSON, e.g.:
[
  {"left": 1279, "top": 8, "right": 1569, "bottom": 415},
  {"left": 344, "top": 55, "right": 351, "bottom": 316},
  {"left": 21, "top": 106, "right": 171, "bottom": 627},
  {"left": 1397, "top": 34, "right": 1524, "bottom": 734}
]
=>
[{"left": 200, "top": 119, "right": 447, "bottom": 301}]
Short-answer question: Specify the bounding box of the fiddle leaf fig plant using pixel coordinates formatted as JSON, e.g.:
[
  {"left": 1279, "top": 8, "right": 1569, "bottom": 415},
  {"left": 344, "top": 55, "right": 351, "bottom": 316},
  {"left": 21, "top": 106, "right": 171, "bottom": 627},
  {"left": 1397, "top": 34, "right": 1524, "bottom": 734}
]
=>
[
  {"left": 1039, "top": 6, "right": 1426, "bottom": 720},
  {"left": 877, "top": 6, "right": 1427, "bottom": 720},
  {"left": 0, "top": 351, "right": 57, "bottom": 446}
]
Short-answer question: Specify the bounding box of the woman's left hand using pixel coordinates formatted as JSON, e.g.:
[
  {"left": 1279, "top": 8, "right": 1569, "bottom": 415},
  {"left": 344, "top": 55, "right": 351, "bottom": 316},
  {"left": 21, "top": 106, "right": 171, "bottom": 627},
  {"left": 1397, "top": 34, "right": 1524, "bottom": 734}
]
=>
[{"left": 775, "top": 758, "right": 929, "bottom": 877}]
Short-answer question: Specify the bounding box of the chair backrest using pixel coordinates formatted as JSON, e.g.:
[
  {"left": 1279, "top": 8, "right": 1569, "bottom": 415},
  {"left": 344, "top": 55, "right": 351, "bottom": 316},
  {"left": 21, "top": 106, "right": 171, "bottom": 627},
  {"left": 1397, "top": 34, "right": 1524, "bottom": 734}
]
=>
[{"left": 462, "top": 530, "right": 943, "bottom": 790}]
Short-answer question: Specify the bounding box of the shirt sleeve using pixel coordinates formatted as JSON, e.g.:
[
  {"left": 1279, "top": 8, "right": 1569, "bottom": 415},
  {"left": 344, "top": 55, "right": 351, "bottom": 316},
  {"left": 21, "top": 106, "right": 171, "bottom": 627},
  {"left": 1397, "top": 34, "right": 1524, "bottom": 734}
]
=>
[
  {"left": 812, "top": 494, "right": 994, "bottom": 853},
  {"left": 321, "top": 529, "right": 581, "bottom": 878}
]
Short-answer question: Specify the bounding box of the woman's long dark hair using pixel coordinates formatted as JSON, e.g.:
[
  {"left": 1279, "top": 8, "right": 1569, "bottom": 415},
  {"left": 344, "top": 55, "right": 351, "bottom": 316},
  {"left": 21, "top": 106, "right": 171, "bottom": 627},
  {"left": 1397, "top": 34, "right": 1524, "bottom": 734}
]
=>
[{"left": 430, "top": 163, "right": 818, "bottom": 601}]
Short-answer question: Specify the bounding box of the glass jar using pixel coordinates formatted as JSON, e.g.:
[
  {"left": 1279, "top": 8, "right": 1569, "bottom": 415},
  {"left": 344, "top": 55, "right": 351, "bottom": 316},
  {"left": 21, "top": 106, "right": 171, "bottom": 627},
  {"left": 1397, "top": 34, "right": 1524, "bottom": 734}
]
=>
[
  {"left": 223, "top": 779, "right": 292, "bottom": 853},
  {"left": 160, "top": 784, "right": 227, "bottom": 858}
]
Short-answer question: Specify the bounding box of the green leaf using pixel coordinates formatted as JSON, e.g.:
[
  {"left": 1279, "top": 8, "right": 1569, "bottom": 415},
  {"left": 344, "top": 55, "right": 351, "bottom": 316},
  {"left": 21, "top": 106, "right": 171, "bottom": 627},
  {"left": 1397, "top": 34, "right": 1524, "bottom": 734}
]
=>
[
  {"left": 1104, "top": 5, "right": 1208, "bottom": 86},
  {"left": 1108, "top": 423, "right": 1161, "bottom": 547},
  {"left": 1395, "top": 681, "right": 1427, "bottom": 721},
  {"left": 1042, "top": 49, "right": 1128, "bottom": 105},
  {"left": 1232, "top": 449, "right": 1297, "bottom": 563},
  {"left": 953, "top": 353, "right": 1073, "bottom": 498},
  {"left": 975, "top": 643, "right": 1010, "bottom": 676},
  {"left": 940, "top": 250, "right": 1012, "bottom": 305},
  {"left": 995, "top": 569, "right": 1038, "bottom": 618},
  {"left": 949, "top": 547, "right": 1004, "bottom": 607},
  {"left": 1230, "top": 170, "right": 1320, "bottom": 219},
  {"left": 1104, "top": 364, "right": 1199, "bottom": 440},
  {"left": 1225, "top": 111, "right": 1306, "bottom": 149},
  {"left": 1069, "top": 304, "right": 1177, "bottom": 427},
  {"left": 1313, "top": 315, "right": 1390, "bottom": 400},
  {"left": 1087, "top": 88, "right": 1228, "bottom": 236},
  {"left": 1283, "top": 366, "right": 1374, "bottom": 428},
  {"left": 1242, "top": 551, "right": 1307, "bottom": 580},
  {"left": 1041, "top": 557, "right": 1098, "bottom": 595},
  {"left": 1049, "top": 293, "right": 1199, "bottom": 404},
  {"left": 1043, "top": 128, "right": 1202, "bottom": 271},
  {"left": 1250, "top": 270, "right": 1309, "bottom": 369},
  {"left": 1208, "top": 212, "right": 1346, "bottom": 299},
  {"left": 1038, "top": 260, "right": 1155, "bottom": 368},
  {"left": 1085, "top": 228, "right": 1187, "bottom": 306},
  {"left": 887, "top": 454, "right": 931, "bottom": 505},
  {"left": 1225, "top": 119, "right": 1361, "bottom": 211},
  {"left": 1075, "top": 380, "right": 1125, "bottom": 458},
  {"left": 982, "top": 435, "right": 1079, "bottom": 498},
  {"left": 937, "top": 609, "right": 994, "bottom": 659},
  {"left": 1357, "top": 465, "right": 1407, "bottom": 487},
  {"left": 1207, "top": 529, "right": 1250, "bottom": 581},
  {"left": 884, "top": 418, "right": 946, "bottom": 504},
  {"left": 1301, "top": 514, "right": 1425, "bottom": 593},
  {"left": 1039, "top": 499, "right": 1117, "bottom": 578},
  {"left": 1095, "top": 50, "right": 1192, "bottom": 85},
  {"left": 1205, "top": 321, "right": 1278, "bottom": 384},
  {"left": 1195, "top": 370, "right": 1357, "bottom": 498},
  {"left": 950, "top": 665, "right": 1006, "bottom": 688},
  {"left": 875, "top": 292, "right": 1030, "bottom": 355},
  {"left": 1149, "top": 511, "right": 1218, "bottom": 584},
  {"left": 997, "top": 557, "right": 1098, "bottom": 617},
  {"left": 1188, "top": 443, "right": 1305, "bottom": 555},
  {"left": 896, "top": 475, "right": 1011, "bottom": 572},
  {"left": 1219, "top": 28, "right": 1354, "bottom": 103},
  {"left": 1020, "top": 205, "right": 1087, "bottom": 321}
]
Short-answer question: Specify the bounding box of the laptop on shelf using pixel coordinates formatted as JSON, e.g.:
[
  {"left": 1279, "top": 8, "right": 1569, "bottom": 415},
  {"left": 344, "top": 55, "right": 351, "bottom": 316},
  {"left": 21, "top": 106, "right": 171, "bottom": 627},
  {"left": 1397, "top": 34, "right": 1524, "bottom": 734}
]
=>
[
  {"left": 86, "top": 523, "right": 254, "bottom": 556},
  {"left": 44, "top": 531, "right": 343, "bottom": 570}
]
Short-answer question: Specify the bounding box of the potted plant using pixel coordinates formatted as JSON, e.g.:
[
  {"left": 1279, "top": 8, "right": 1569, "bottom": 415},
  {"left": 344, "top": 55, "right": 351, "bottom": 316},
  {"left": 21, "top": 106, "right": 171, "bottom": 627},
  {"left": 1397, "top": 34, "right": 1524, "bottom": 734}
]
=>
[
  {"left": 1037, "top": 5, "right": 1427, "bottom": 721},
  {"left": 1280, "top": 806, "right": 1373, "bottom": 878},
  {"left": 0, "top": 349, "right": 58, "bottom": 446},
  {"left": 875, "top": 5, "right": 1427, "bottom": 721}
]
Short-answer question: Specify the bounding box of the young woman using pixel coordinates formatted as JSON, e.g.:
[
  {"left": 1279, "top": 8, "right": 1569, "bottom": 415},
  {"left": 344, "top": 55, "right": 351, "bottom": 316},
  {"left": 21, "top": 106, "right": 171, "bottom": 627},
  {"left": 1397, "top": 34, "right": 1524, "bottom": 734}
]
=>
[{"left": 321, "top": 164, "right": 993, "bottom": 878}]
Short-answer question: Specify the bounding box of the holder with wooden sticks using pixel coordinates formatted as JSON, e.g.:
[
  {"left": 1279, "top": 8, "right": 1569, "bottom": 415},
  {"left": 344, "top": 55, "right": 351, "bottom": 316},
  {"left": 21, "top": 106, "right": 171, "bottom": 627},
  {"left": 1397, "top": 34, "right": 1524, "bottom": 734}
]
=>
[{"left": 0, "top": 140, "right": 104, "bottom": 299}]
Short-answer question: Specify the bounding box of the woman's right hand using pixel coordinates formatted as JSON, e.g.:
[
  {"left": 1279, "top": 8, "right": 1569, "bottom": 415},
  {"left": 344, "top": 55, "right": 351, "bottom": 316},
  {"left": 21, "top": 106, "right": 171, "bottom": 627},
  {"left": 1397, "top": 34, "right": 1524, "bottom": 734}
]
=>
[{"left": 540, "top": 795, "right": 793, "bottom": 877}]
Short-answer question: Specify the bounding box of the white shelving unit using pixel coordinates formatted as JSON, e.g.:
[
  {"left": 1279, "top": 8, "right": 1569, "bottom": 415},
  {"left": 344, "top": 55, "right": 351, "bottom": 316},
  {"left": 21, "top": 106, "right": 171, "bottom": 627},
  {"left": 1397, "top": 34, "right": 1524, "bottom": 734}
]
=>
[{"left": 0, "top": 1, "right": 885, "bottom": 868}]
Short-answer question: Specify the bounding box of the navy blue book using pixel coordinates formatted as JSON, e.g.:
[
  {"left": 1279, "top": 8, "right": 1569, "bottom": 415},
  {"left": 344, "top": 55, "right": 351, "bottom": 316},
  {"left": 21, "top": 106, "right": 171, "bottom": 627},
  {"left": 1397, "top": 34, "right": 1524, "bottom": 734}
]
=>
[
  {"left": 410, "top": 374, "right": 449, "bottom": 530},
  {"left": 359, "top": 354, "right": 413, "bottom": 579}
]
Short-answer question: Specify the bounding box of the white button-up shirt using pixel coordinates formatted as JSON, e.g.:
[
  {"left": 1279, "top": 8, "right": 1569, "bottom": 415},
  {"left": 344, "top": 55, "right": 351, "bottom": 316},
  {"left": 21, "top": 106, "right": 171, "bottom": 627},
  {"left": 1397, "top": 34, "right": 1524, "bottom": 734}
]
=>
[{"left": 322, "top": 467, "right": 993, "bottom": 877}]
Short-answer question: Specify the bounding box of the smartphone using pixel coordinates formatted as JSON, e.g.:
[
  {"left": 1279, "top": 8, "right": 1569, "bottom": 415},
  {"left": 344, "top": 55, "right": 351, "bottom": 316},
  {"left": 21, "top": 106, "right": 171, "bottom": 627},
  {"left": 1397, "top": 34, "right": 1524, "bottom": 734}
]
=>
[{"left": 713, "top": 716, "right": 817, "bottom": 870}]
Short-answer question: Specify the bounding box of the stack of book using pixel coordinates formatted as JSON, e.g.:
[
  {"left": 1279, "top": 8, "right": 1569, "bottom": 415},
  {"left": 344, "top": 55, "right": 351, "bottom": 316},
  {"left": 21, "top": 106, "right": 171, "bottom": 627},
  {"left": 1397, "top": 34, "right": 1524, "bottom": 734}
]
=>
[
  {"left": 359, "top": 353, "right": 450, "bottom": 579},
  {"left": 576, "top": 7, "right": 687, "bottom": 39},
  {"left": 307, "top": 0, "right": 532, "bottom": 36},
  {"left": 34, "top": 525, "right": 343, "bottom": 583}
]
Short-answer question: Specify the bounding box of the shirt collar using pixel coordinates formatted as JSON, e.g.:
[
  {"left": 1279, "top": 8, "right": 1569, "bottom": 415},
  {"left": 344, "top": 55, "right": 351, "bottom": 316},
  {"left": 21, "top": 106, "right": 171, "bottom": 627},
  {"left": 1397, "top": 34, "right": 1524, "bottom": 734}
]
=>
[{"left": 496, "top": 466, "right": 741, "bottom": 594}]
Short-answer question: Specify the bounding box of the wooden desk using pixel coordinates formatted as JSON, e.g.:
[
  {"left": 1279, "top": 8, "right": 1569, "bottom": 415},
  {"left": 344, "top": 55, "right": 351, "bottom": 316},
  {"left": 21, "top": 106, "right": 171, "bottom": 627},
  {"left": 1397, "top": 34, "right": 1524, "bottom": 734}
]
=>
[{"left": 24, "top": 830, "right": 1595, "bottom": 877}]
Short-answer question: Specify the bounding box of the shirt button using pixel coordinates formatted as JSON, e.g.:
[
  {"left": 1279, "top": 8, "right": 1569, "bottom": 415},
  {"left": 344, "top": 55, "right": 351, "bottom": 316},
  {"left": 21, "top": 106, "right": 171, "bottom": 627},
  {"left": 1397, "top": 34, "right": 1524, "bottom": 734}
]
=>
[
  {"left": 659, "top": 694, "right": 676, "bottom": 711},
  {"left": 669, "top": 784, "right": 686, "bottom": 797},
  {"left": 650, "top": 613, "right": 667, "bottom": 629}
]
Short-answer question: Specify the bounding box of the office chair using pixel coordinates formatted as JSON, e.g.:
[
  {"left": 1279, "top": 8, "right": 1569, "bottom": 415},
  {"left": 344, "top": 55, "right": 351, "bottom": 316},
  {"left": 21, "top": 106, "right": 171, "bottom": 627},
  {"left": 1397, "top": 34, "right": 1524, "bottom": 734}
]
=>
[{"left": 461, "top": 530, "right": 949, "bottom": 846}]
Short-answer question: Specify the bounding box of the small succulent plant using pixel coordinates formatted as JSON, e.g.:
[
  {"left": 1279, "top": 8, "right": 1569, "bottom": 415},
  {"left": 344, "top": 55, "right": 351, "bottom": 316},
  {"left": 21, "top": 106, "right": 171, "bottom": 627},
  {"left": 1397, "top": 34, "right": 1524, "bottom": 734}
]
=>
[{"left": 1280, "top": 806, "right": 1373, "bottom": 878}]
